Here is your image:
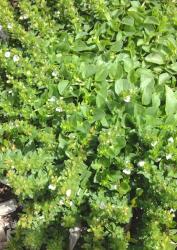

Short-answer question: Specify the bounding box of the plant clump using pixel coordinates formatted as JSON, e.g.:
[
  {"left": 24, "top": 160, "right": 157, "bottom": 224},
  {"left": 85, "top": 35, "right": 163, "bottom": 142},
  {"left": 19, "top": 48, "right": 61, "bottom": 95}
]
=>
[{"left": 0, "top": 0, "right": 177, "bottom": 249}]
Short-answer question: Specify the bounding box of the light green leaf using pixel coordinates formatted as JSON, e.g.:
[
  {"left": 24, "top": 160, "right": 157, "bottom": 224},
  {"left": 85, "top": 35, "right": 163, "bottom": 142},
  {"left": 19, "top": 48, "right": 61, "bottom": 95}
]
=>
[
  {"left": 80, "top": 63, "right": 96, "bottom": 78},
  {"left": 109, "top": 62, "right": 123, "bottom": 80},
  {"left": 169, "top": 62, "right": 177, "bottom": 72},
  {"left": 95, "top": 64, "right": 108, "bottom": 82},
  {"left": 115, "top": 79, "right": 131, "bottom": 95},
  {"left": 123, "top": 57, "right": 134, "bottom": 73},
  {"left": 72, "top": 40, "right": 90, "bottom": 52},
  {"left": 140, "top": 70, "right": 154, "bottom": 105},
  {"left": 58, "top": 80, "right": 69, "bottom": 95},
  {"left": 158, "top": 73, "right": 170, "bottom": 85},
  {"left": 152, "top": 92, "right": 160, "bottom": 108},
  {"left": 145, "top": 53, "right": 165, "bottom": 65},
  {"left": 96, "top": 94, "right": 105, "bottom": 108},
  {"left": 142, "top": 84, "right": 153, "bottom": 105},
  {"left": 122, "top": 16, "right": 134, "bottom": 26},
  {"left": 165, "top": 85, "right": 177, "bottom": 115},
  {"left": 110, "top": 40, "right": 123, "bottom": 52},
  {"left": 144, "top": 16, "right": 159, "bottom": 25}
]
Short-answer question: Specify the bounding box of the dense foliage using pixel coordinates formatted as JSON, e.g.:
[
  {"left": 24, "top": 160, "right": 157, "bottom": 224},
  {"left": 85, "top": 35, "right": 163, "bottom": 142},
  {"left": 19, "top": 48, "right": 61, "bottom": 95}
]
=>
[{"left": 0, "top": 0, "right": 177, "bottom": 249}]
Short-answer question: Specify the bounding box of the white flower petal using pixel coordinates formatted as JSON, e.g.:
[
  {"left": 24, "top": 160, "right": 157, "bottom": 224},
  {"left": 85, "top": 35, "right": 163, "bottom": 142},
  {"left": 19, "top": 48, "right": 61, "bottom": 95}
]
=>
[
  {"left": 138, "top": 161, "right": 145, "bottom": 167},
  {"left": 124, "top": 96, "right": 131, "bottom": 103},
  {"left": 52, "top": 71, "right": 58, "bottom": 77},
  {"left": 5, "top": 51, "right": 11, "bottom": 58},
  {"left": 123, "top": 169, "right": 131, "bottom": 175},
  {"left": 48, "top": 96, "right": 56, "bottom": 102},
  {"left": 55, "top": 107, "right": 62, "bottom": 112},
  {"left": 48, "top": 184, "right": 56, "bottom": 190},
  {"left": 13, "top": 55, "right": 20, "bottom": 62},
  {"left": 99, "top": 202, "right": 106, "bottom": 209},
  {"left": 7, "top": 23, "right": 13, "bottom": 29},
  {"left": 168, "top": 137, "right": 174, "bottom": 143},
  {"left": 166, "top": 154, "right": 172, "bottom": 160},
  {"left": 66, "top": 189, "right": 71, "bottom": 197},
  {"left": 59, "top": 200, "right": 64, "bottom": 205},
  {"left": 155, "top": 158, "right": 161, "bottom": 162},
  {"left": 151, "top": 141, "right": 157, "bottom": 147}
]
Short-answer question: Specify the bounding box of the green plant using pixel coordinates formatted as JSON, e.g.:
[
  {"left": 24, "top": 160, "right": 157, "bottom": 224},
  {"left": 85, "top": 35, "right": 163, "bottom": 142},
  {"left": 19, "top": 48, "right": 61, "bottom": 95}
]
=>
[{"left": 0, "top": 0, "right": 177, "bottom": 249}]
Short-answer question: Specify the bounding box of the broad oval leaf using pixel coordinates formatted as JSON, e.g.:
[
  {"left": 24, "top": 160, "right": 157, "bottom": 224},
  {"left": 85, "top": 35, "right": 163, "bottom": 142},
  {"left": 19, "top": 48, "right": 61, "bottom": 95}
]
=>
[
  {"left": 58, "top": 80, "right": 69, "bottom": 95},
  {"left": 145, "top": 53, "right": 165, "bottom": 65}
]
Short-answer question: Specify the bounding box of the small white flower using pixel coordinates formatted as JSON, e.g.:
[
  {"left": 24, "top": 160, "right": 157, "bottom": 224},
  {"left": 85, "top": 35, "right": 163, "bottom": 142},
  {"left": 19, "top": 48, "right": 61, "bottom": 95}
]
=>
[
  {"left": 138, "top": 161, "right": 145, "bottom": 167},
  {"left": 124, "top": 95, "right": 131, "bottom": 103},
  {"left": 99, "top": 202, "right": 106, "bottom": 209},
  {"left": 13, "top": 55, "right": 20, "bottom": 62},
  {"left": 168, "top": 137, "right": 174, "bottom": 143},
  {"left": 19, "top": 14, "right": 28, "bottom": 20},
  {"left": 151, "top": 141, "right": 157, "bottom": 147},
  {"left": 48, "top": 184, "right": 56, "bottom": 191},
  {"left": 7, "top": 23, "right": 13, "bottom": 29},
  {"left": 52, "top": 71, "right": 58, "bottom": 77},
  {"left": 166, "top": 154, "right": 172, "bottom": 160},
  {"left": 69, "top": 201, "right": 73, "bottom": 206},
  {"left": 155, "top": 158, "right": 161, "bottom": 162},
  {"left": 55, "top": 107, "right": 63, "bottom": 112},
  {"left": 48, "top": 96, "right": 56, "bottom": 102},
  {"left": 5, "top": 51, "right": 11, "bottom": 58},
  {"left": 123, "top": 169, "right": 131, "bottom": 175},
  {"left": 59, "top": 200, "right": 64, "bottom": 205},
  {"left": 66, "top": 189, "right": 72, "bottom": 197},
  {"left": 0, "top": 25, "right": 2, "bottom": 31},
  {"left": 113, "top": 185, "right": 117, "bottom": 190},
  {"left": 169, "top": 208, "right": 175, "bottom": 213}
]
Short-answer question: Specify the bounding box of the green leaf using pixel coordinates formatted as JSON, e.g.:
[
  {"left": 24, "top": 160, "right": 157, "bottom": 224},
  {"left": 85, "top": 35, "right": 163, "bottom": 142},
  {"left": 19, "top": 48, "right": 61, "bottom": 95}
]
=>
[
  {"left": 93, "top": 108, "right": 106, "bottom": 121},
  {"left": 144, "top": 16, "right": 159, "bottom": 25},
  {"left": 168, "top": 62, "right": 177, "bottom": 72},
  {"left": 165, "top": 85, "right": 177, "bottom": 115},
  {"left": 145, "top": 53, "right": 165, "bottom": 65},
  {"left": 80, "top": 63, "right": 96, "bottom": 78},
  {"left": 122, "top": 16, "right": 134, "bottom": 26},
  {"left": 158, "top": 73, "right": 170, "bottom": 85},
  {"left": 123, "top": 57, "right": 134, "bottom": 73},
  {"left": 96, "top": 94, "right": 106, "bottom": 108},
  {"left": 95, "top": 64, "right": 108, "bottom": 82},
  {"left": 115, "top": 79, "right": 131, "bottom": 95},
  {"left": 140, "top": 70, "right": 154, "bottom": 105},
  {"left": 58, "top": 80, "right": 69, "bottom": 95},
  {"left": 152, "top": 92, "right": 160, "bottom": 108},
  {"left": 72, "top": 40, "right": 90, "bottom": 52},
  {"left": 110, "top": 40, "right": 123, "bottom": 52},
  {"left": 109, "top": 62, "right": 123, "bottom": 80},
  {"left": 142, "top": 84, "right": 153, "bottom": 105}
]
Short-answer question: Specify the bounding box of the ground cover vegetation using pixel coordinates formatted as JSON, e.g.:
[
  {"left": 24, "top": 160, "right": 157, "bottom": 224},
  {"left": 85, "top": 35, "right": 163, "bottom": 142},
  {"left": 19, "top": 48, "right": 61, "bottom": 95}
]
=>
[{"left": 0, "top": 0, "right": 177, "bottom": 249}]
